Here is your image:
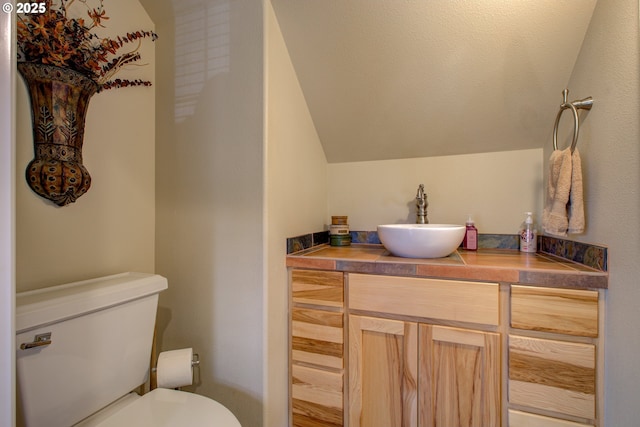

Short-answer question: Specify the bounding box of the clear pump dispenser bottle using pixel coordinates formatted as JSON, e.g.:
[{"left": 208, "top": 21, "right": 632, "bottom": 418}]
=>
[{"left": 520, "top": 212, "right": 537, "bottom": 253}]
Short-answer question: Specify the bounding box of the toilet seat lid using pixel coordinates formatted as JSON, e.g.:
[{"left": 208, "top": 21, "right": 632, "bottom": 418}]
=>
[{"left": 85, "top": 388, "right": 241, "bottom": 427}]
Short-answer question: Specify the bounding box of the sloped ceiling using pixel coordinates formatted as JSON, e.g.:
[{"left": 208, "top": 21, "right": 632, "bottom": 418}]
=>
[{"left": 270, "top": 0, "right": 597, "bottom": 163}]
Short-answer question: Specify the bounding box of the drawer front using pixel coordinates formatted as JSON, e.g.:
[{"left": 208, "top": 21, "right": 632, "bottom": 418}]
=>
[
  {"left": 292, "top": 270, "right": 344, "bottom": 307},
  {"left": 292, "top": 364, "right": 343, "bottom": 427},
  {"left": 292, "top": 307, "right": 344, "bottom": 369},
  {"left": 509, "top": 409, "right": 592, "bottom": 427},
  {"left": 349, "top": 274, "right": 499, "bottom": 325},
  {"left": 509, "top": 335, "right": 595, "bottom": 420},
  {"left": 511, "top": 285, "right": 598, "bottom": 337}
]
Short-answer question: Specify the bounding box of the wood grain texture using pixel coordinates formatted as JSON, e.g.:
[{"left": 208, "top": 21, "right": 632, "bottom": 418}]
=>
[
  {"left": 291, "top": 307, "right": 344, "bottom": 368},
  {"left": 349, "top": 315, "right": 418, "bottom": 427},
  {"left": 420, "top": 325, "right": 501, "bottom": 427},
  {"left": 292, "top": 364, "right": 343, "bottom": 427},
  {"left": 292, "top": 321, "right": 343, "bottom": 344},
  {"left": 509, "top": 335, "right": 595, "bottom": 420},
  {"left": 293, "top": 307, "right": 344, "bottom": 328},
  {"left": 349, "top": 274, "right": 499, "bottom": 325},
  {"left": 291, "top": 349, "right": 342, "bottom": 370},
  {"left": 290, "top": 270, "right": 345, "bottom": 426},
  {"left": 509, "top": 381, "right": 594, "bottom": 421},
  {"left": 292, "top": 270, "right": 344, "bottom": 307},
  {"left": 292, "top": 337, "right": 343, "bottom": 359},
  {"left": 511, "top": 286, "right": 598, "bottom": 337},
  {"left": 508, "top": 409, "right": 592, "bottom": 427}
]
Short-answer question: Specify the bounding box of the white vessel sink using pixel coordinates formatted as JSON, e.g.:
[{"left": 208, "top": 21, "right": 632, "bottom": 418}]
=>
[{"left": 377, "top": 224, "right": 465, "bottom": 258}]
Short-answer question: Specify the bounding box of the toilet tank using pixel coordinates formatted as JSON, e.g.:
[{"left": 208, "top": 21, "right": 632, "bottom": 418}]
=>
[{"left": 15, "top": 272, "right": 168, "bottom": 427}]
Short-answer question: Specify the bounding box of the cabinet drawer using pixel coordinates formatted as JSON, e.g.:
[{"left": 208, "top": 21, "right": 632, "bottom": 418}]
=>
[
  {"left": 511, "top": 285, "right": 598, "bottom": 337},
  {"left": 509, "top": 335, "right": 595, "bottom": 420},
  {"left": 349, "top": 274, "right": 499, "bottom": 325},
  {"left": 292, "top": 364, "right": 343, "bottom": 427},
  {"left": 292, "top": 307, "right": 343, "bottom": 369},
  {"left": 509, "top": 410, "right": 591, "bottom": 427},
  {"left": 292, "top": 270, "right": 344, "bottom": 307}
]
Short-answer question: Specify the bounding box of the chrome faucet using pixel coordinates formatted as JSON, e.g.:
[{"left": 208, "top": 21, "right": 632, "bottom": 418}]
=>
[{"left": 416, "top": 184, "right": 428, "bottom": 224}]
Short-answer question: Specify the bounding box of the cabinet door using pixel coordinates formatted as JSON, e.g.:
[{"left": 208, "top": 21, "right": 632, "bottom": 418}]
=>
[
  {"left": 419, "top": 325, "right": 500, "bottom": 427},
  {"left": 349, "top": 315, "right": 418, "bottom": 427}
]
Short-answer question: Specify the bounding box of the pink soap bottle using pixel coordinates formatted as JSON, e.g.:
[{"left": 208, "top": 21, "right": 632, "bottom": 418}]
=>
[{"left": 463, "top": 214, "right": 478, "bottom": 251}]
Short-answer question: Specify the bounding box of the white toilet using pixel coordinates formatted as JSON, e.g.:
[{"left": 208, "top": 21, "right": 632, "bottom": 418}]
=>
[{"left": 15, "top": 272, "right": 241, "bottom": 427}]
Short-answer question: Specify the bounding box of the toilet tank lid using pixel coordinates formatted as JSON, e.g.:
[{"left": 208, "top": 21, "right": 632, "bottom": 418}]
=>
[{"left": 16, "top": 272, "right": 168, "bottom": 333}]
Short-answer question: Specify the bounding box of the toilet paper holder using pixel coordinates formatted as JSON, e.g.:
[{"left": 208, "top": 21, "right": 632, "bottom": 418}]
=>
[
  {"left": 151, "top": 350, "right": 200, "bottom": 390},
  {"left": 191, "top": 352, "right": 200, "bottom": 368}
]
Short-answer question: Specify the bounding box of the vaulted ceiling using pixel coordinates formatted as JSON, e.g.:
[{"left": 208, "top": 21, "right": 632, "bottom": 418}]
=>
[{"left": 271, "top": 0, "right": 597, "bottom": 163}]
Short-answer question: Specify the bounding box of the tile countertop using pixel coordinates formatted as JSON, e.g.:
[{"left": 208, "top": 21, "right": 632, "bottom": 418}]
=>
[{"left": 286, "top": 244, "right": 608, "bottom": 289}]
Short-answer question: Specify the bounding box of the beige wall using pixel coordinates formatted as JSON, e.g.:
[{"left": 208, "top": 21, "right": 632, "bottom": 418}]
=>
[
  {"left": 15, "top": 0, "right": 155, "bottom": 291},
  {"left": 264, "top": 2, "right": 328, "bottom": 425},
  {"left": 147, "top": 1, "right": 266, "bottom": 426},
  {"left": 328, "top": 149, "right": 543, "bottom": 233},
  {"left": 561, "top": 0, "right": 640, "bottom": 424}
]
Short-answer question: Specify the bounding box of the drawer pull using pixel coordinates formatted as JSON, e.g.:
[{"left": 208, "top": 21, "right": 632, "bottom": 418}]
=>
[{"left": 20, "top": 332, "right": 52, "bottom": 350}]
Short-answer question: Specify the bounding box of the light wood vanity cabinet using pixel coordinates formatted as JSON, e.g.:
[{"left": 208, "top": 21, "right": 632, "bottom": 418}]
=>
[
  {"left": 508, "top": 285, "right": 601, "bottom": 427},
  {"left": 288, "top": 269, "right": 604, "bottom": 427},
  {"left": 348, "top": 274, "right": 501, "bottom": 427}
]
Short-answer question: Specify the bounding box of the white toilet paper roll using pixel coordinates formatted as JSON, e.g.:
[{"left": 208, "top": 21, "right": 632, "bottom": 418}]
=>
[{"left": 156, "top": 348, "right": 194, "bottom": 389}]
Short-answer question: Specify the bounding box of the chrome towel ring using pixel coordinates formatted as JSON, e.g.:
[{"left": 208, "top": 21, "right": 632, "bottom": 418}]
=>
[{"left": 553, "top": 89, "right": 594, "bottom": 152}]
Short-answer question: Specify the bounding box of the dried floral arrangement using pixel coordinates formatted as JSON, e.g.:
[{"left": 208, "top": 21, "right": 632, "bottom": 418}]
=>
[{"left": 17, "top": 0, "right": 157, "bottom": 91}]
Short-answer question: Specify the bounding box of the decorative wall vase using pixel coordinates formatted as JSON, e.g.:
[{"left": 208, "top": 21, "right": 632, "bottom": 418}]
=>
[{"left": 18, "top": 63, "right": 100, "bottom": 206}]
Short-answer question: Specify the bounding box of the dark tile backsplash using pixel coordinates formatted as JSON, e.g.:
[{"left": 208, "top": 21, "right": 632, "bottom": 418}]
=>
[
  {"left": 286, "top": 231, "right": 328, "bottom": 254},
  {"left": 539, "top": 234, "right": 607, "bottom": 271},
  {"left": 287, "top": 230, "right": 607, "bottom": 272}
]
